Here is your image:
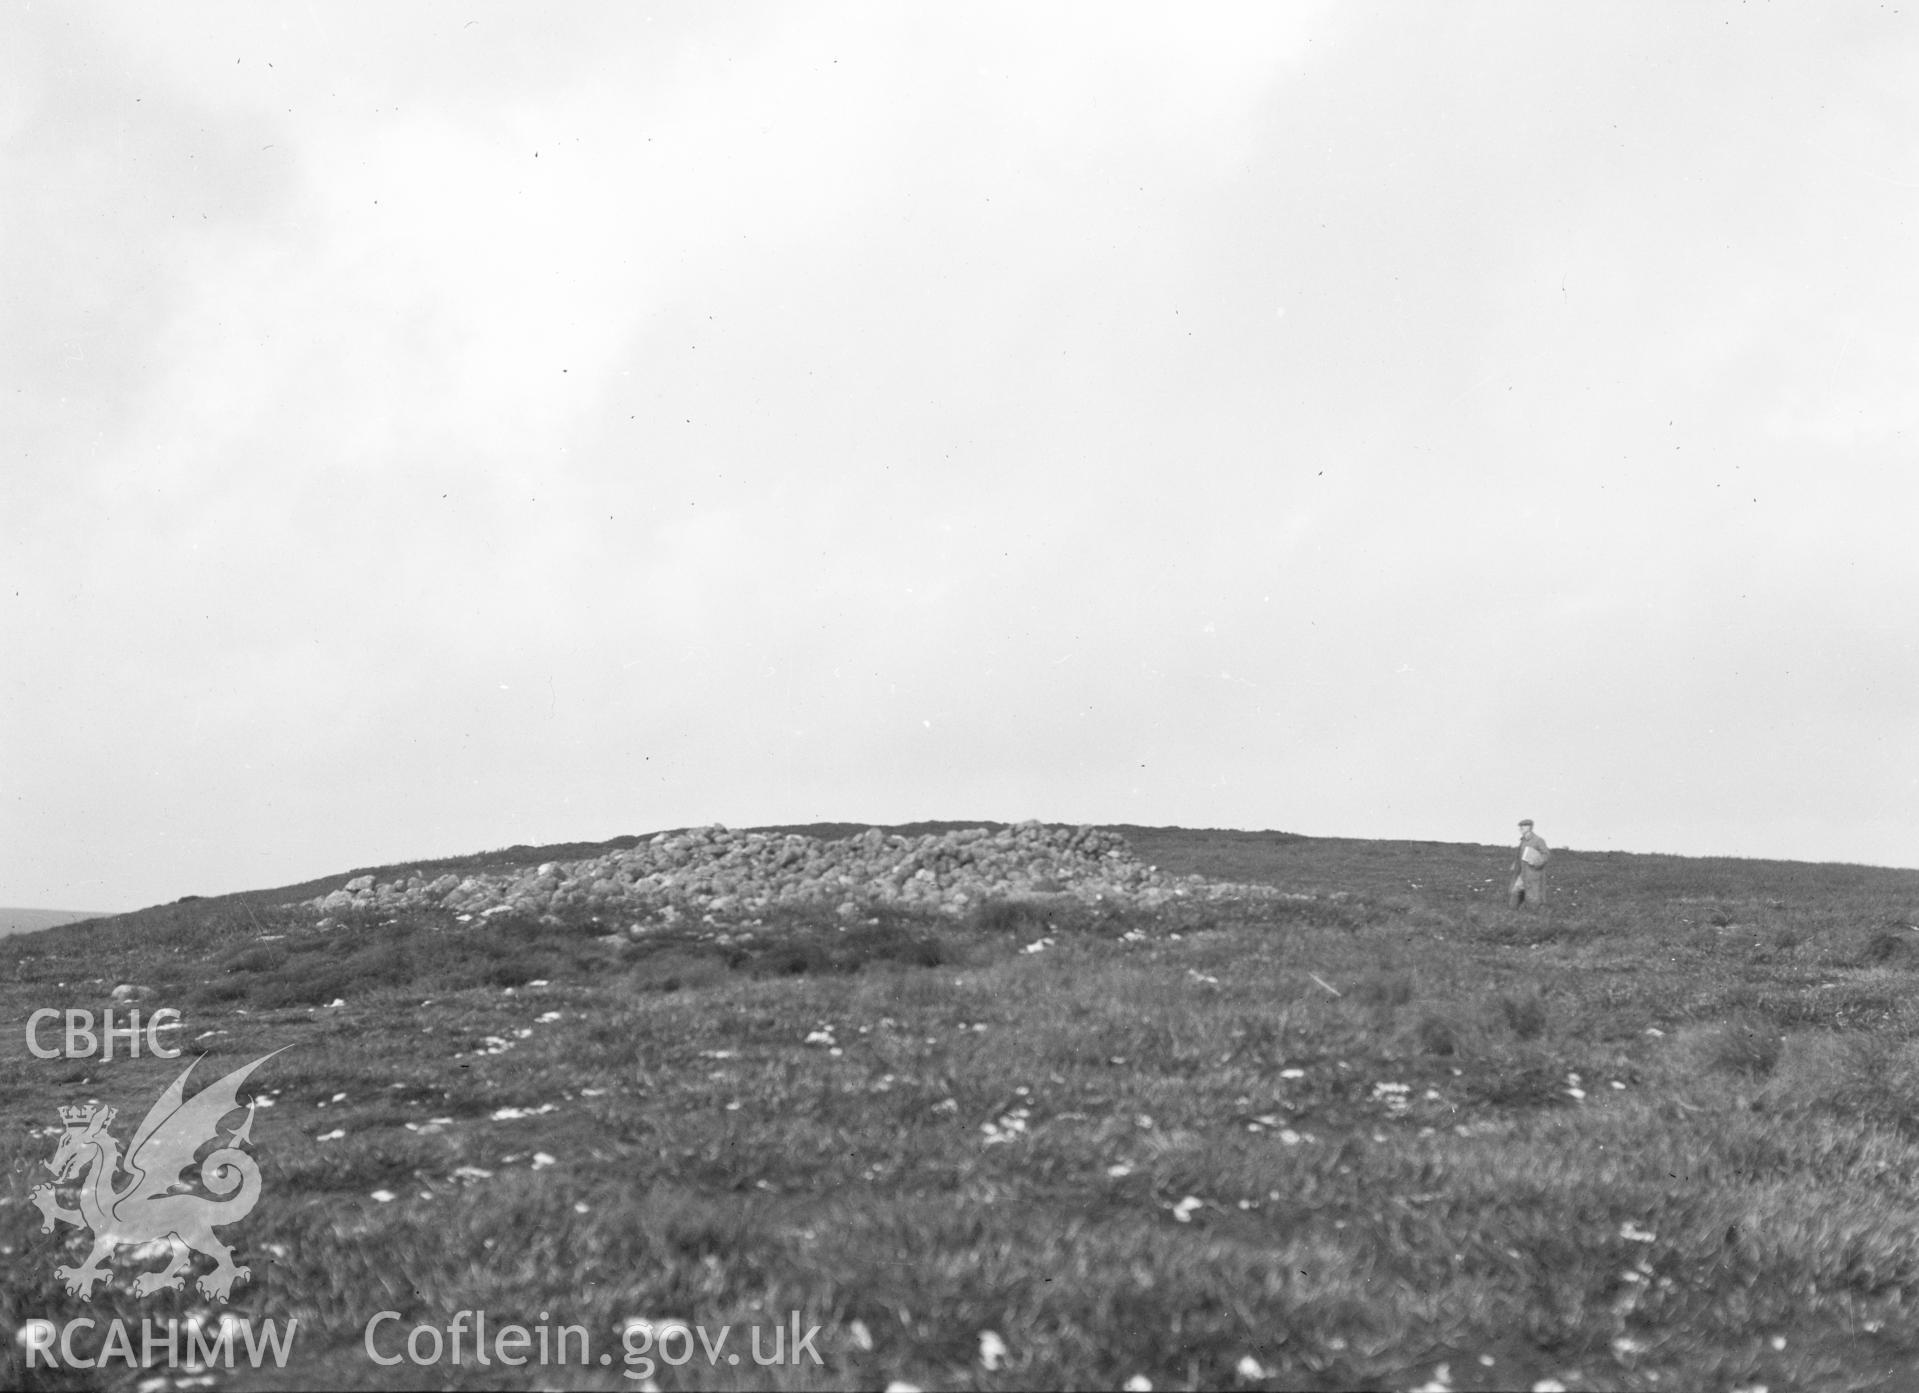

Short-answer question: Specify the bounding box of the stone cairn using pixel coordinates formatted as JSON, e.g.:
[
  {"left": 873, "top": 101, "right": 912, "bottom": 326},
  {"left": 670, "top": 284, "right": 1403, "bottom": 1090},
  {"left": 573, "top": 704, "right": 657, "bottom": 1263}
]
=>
[{"left": 306, "top": 821, "right": 1279, "bottom": 925}]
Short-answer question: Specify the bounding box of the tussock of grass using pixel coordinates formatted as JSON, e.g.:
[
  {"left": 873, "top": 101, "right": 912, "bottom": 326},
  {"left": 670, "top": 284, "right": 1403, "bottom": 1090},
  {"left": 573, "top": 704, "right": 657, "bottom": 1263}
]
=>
[
  {"left": 966, "top": 897, "right": 1059, "bottom": 937},
  {"left": 1855, "top": 928, "right": 1911, "bottom": 966},
  {"left": 1414, "top": 1010, "right": 1460, "bottom": 1056},
  {"left": 1353, "top": 967, "right": 1415, "bottom": 1011},
  {"left": 1464, "top": 1050, "right": 1574, "bottom": 1109},
  {"left": 1706, "top": 1017, "right": 1785, "bottom": 1078},
  {"left": 1496, "top": 988, "right": 1550, "bottom": 1040}
]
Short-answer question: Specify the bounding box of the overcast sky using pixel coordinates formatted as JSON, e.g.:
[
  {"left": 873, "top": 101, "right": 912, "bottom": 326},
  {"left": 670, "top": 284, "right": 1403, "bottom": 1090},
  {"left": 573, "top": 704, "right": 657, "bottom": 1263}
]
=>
[{"left": 5, "top": 3, "right": 1916, "bottom": 911}]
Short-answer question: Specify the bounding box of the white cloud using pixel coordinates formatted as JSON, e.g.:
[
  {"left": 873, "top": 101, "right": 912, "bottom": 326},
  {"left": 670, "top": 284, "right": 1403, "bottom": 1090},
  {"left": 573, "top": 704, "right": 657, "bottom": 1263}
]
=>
[{"left": 7, "top": 4, "right": 1919, "bottom": 906}]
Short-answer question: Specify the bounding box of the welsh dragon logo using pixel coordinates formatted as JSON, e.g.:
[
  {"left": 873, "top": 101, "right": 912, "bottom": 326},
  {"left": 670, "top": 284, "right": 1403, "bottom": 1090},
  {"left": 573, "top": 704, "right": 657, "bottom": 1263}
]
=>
[{"left": 30, "top": 1052, "right": 279, "bottom": 1302}]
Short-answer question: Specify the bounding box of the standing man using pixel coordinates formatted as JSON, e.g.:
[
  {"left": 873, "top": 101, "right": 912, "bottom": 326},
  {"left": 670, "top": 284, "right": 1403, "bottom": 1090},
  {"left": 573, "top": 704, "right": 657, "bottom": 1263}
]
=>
[{"left": 1510, "top": 819, "right": 1551, "bottom": 908}]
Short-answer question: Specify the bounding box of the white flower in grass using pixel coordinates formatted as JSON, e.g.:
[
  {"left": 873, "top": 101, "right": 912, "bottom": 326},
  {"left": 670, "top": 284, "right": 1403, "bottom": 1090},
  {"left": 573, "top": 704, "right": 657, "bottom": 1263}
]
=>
[
  {"left": 1408, "top": 1364, "right": 1452, "bottom": 1392},
  {"left": 847, "top": 1319, "right": 874, "bottom": 1352},
  {"left": 1235, "top": 1353, "right": 1270, "bottom": 1381},
  {"left": 1531, "top": 1380, "right": 1568, "bottom": 1392},
  {"left": 1124, "top": 1377, "right": 1153, "bottom": 1392},
  {"left": 530, "top": 1152, "right": 556, "bottom": 1170},
  {"left": 317, "top": 1128, "right": 345, "bottom": 1142},
  {"left": 1372, "top": 1081, "right": 1412, "bottom": 1115},
  {"left": 1171, "top": 1195, "right": 1203, "bottom": 1223},
  {"left": 805, "top": 1030, "right": 836, "bottom": 1046},
  {"left": 1619, "top": 1221, "right": 1656, "bottom": 1243},
  {"left": 1107, "top": 1163, "right": 1134, "bottom": 1178},
  {"left": 884, "top": 1384, "right": 922, "bottom": 1393},
  {"left": 980, "top": 1108, "right": 1031, "bottom": 1145},
  {"left": 537, "top": 1011, "right": 562, "bottom": 1023},
  {"left": 369, "top": 1190, "right": 396, "bottom": 1203},
  {"left": 978, "top": 1329, "right": 1009, "bottom": 1370},
  {"left": 1279, "top": 1068, "right": 1305, "bottom": 1079}
]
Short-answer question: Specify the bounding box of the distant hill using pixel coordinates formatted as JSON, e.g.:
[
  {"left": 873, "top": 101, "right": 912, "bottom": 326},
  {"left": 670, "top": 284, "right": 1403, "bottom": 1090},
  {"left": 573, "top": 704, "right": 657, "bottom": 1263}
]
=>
[
  {"left": 12, "top": 820, "right": 1911, "bottom": 945},
  {"left": 0, "top": 907, "right": 111, "bottom": 937}
]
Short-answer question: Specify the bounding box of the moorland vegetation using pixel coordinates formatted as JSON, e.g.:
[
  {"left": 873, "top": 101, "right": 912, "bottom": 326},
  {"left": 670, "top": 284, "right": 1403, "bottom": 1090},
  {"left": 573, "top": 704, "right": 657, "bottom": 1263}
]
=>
[{"left": 4, "top": 826, "right": 1919, "bottom": 1390}]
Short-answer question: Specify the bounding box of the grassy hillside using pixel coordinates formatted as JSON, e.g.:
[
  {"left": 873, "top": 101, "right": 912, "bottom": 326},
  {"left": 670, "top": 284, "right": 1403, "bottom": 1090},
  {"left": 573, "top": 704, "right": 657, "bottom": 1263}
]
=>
[{"left": 5, "top": 826, "right": 1919, "bottom": 1390}]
